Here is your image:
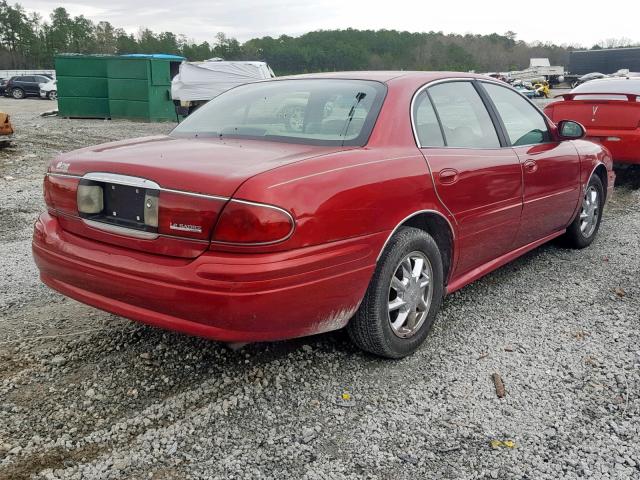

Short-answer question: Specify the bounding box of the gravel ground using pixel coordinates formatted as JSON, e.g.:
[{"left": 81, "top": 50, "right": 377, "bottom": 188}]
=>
[{"left": 0, "top": 96, "right": 639, "bottom": 480}]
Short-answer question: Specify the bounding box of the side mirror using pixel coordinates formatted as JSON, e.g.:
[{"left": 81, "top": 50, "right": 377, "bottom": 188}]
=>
[{"left": 558, "top": 120, "right": 586, "bottom": 140}]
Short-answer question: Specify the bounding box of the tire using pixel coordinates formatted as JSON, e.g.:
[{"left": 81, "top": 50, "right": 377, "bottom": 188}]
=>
[
  {"left": 11, "top": 88, "right": 24, "bottom": 99},
  {"left": 348, "top": 227, "right": 444, "bottom": 358},
  {"left": 48, "top": 90, "right": 57, "bottom": 100},
  {"left": 563, "top": 175, "right": 604, "bottom": 249}
]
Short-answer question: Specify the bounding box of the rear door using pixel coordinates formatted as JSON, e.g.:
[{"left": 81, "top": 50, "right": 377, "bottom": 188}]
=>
[
  {"left": 414, "top": 80, "right": 523, "bottom": 275},
  {"left": 480, "top": 81, "right": 581, "bottom": 246}
]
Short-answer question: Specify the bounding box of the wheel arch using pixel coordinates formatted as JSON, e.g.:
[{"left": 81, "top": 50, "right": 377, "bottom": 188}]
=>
[
  {"left": 377, "top": 210, "right": 455, "bottom": 284},
  {"left": 593, "top": 163, "right": 608, "bottom": 201}
]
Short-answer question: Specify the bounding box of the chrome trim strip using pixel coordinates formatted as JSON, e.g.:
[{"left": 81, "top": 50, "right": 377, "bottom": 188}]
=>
[
  {"left": 376, "top": 209, "right": 456, "bottom": 261},
  {"left": 160, "top": 188, "right": 228, "bottom": 202},
  {"left": 410, "top": 76, "right": 540, "bottom": 150},
  {"left": 54, "top": 209, "right": 209, "bottom": 244},
  {"left": 48, "top": 172, "right": 293, "bottom": 244},
  {"left": 210, "top": 198, "right": 296, "bottom": 246},
  {"left": 83, "top": 219, "right": 159, "bottom": 240},
  {"left": 46, "top": 172, "right": 230, "bottom": 202},
  {"left": 46, "top": 172, "right": 80, "bottom": 179},
  {"left": 83, "top": 172, "right": 161, "bottom": 190},
  {"left": 410, "top": 77, "right": 488, "bottom": 149}
]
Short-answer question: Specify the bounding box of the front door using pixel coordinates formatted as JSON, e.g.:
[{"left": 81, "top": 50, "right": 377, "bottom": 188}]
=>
[
  {"left": 480, "top": 81, "right": 581, "bottom": 246},
  {"left": 414, "top": 81, "right": 523, "bottom": 276}
]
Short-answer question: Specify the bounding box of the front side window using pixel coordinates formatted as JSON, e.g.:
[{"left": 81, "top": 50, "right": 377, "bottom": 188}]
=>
[
  {"left": 172, "top": 79, "right": 386, "bottom": 147},
  {"left": 482, "top": 82, "right": 550, "bottom": 146},
  {"left": 428, "top": 81, "right": 500, "bottom": 149}
]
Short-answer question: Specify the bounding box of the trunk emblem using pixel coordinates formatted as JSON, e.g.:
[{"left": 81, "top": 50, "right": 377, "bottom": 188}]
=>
[
  {"left": 591, "top": 105, "right": 599, "bottom": 121},
  {"left": 55, "top": 161, "right": 70, "bottom": 172},
  {"left": 170, "top": 223, "right": 202, "bottom": 233}
]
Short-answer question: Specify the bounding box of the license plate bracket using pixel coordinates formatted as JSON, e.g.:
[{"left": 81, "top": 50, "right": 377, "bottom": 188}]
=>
[{"left": 79, "top": 179, "right": 159, "bottom": 233}]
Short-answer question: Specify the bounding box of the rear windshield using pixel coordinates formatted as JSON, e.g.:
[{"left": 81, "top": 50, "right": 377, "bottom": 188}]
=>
[{"left": 171, "top": 79, "right": 386, "bottom": 146}]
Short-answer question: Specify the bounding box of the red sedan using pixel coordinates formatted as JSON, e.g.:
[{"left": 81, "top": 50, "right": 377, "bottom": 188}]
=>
[
  {"left": 33, "top": 72, "right": 614, "bottom": 358},
  {"left": 544, "top": 77, "right": 640, "bottom": 164}
]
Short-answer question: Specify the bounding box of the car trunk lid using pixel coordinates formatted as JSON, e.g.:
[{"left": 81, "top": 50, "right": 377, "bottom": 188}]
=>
[
  {"left": 546, "top": 94, "right": 640, "bottom": 130},
  {"left": 46, "top": 135, "right": 343, "bottom": 258}
]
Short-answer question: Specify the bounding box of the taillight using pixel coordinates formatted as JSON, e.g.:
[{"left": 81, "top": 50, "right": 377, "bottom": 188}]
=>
[
  {"left": 212, "top": 200, "right": 294, "bottom": 245},
  {"left": 44, "top": 174, "right": 79, "bottom": 216},
  {"left": 158, "top": 191, "right": 223, "bottom": 241}
]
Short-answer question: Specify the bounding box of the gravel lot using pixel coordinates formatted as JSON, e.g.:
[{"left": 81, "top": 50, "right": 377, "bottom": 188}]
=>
[{"left": 1, "top": 95, "right": 639, "bottom": 480}]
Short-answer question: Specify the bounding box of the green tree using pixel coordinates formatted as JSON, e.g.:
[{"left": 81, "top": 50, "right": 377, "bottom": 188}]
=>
[{"left": 95, "top": 21, "right": 116, "bottom": 53}]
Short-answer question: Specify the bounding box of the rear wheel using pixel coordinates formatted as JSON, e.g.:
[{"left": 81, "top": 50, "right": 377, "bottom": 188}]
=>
[
  {"left": 348, "top": 227, "right": 444, "bottom": 358},
  {"left": 11, "top": 88, "right": 24, "bottom": 99},
  {"left": 563, "top": 175, "right": 604, "bottom": 248}
]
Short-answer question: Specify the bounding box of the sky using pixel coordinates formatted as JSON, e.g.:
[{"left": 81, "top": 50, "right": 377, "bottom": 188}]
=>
[{"left": 18, "top": 0, "right": 639, "bottom": 47}]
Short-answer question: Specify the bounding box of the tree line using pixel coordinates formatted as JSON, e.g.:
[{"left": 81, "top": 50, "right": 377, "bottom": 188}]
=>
[{"left": 1, "top": 2, "right": 638, "bottom": 74}]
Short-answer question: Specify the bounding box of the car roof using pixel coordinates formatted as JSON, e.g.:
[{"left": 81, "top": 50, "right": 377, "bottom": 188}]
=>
[
  {"left": 274, "top": 70, "right": 485, "bottom": 85},
  {"left": 572, "top": 77, "right": 640, "bottom": 95}
]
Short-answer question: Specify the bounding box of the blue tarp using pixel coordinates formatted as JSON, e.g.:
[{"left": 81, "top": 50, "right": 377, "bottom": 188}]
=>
[{"left": 121, "top": 54, "right": 184, "bottom": 61}]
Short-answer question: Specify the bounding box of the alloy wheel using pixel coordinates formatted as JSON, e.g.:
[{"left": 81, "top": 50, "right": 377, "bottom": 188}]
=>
[
  {"left": 388, "top": 251, "right": 433, "bottom": 338},
  {"left": 580, "top": 185, "right": 600, "bottom": 237}
]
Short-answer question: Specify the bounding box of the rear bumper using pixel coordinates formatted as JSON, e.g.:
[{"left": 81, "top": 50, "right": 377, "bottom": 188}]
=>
[
  {"left": 587, "top": 130, "right": 640, "bottom": 165},
  {"left": 33, "top": 212, "right": 382, "bottom": 342}
]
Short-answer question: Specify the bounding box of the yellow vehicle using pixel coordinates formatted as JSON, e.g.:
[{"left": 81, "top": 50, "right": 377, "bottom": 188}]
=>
[
  {"left": 0, "top": 112, "right": 13, "bottom": 146},
  {"left": 533, "top": 80, "right": 550, "bottom": 98}
]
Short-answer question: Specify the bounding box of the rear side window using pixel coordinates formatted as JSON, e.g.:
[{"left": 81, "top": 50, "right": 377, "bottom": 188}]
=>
[
  {"left": 482, "top": 82, "right": 550, "bottom": 146},
  {"left": 413, "top": 90, "right": 444, "bottom": 147},
  {"left": 428, "top": 81, "right": 500, "bottom": 148}
]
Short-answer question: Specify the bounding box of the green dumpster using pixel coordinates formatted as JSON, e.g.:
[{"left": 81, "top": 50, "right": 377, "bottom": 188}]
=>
[
  {"left": 55, "top": 54, "right": 111, "bottom": 118},
  {"left": 107, "top": 55, "right": 182, "bottom": 122},
  {"left": 55, "top": 53, "right": 183, "bottom": 122}
]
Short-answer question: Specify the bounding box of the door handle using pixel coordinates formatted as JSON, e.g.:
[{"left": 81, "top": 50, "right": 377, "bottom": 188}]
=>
[
  {"left": 523, "top": 159, "right": 538, "bottom": 173},
  {"left": 439, "top": 168, "right": 459, "bottom": 185}
]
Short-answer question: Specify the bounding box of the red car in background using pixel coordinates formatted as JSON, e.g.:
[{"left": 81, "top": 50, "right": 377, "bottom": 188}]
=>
[
  {"left": 33, "top": 72, "right": 614, "bottom": 358},
  {"left": 544, "top": 78, "right": 640, "bottom": 164}
]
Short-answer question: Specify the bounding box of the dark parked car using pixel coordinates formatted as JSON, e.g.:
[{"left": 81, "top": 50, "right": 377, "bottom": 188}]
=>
[
  {"left": 6, "top": 75, "right": 52, "bottom": 99},
  {"left": 571, "top": 72, "right": 606, "bottom": 88},
  {"left": 0, "top": 78, "right": 8, "bottom": 96}
]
